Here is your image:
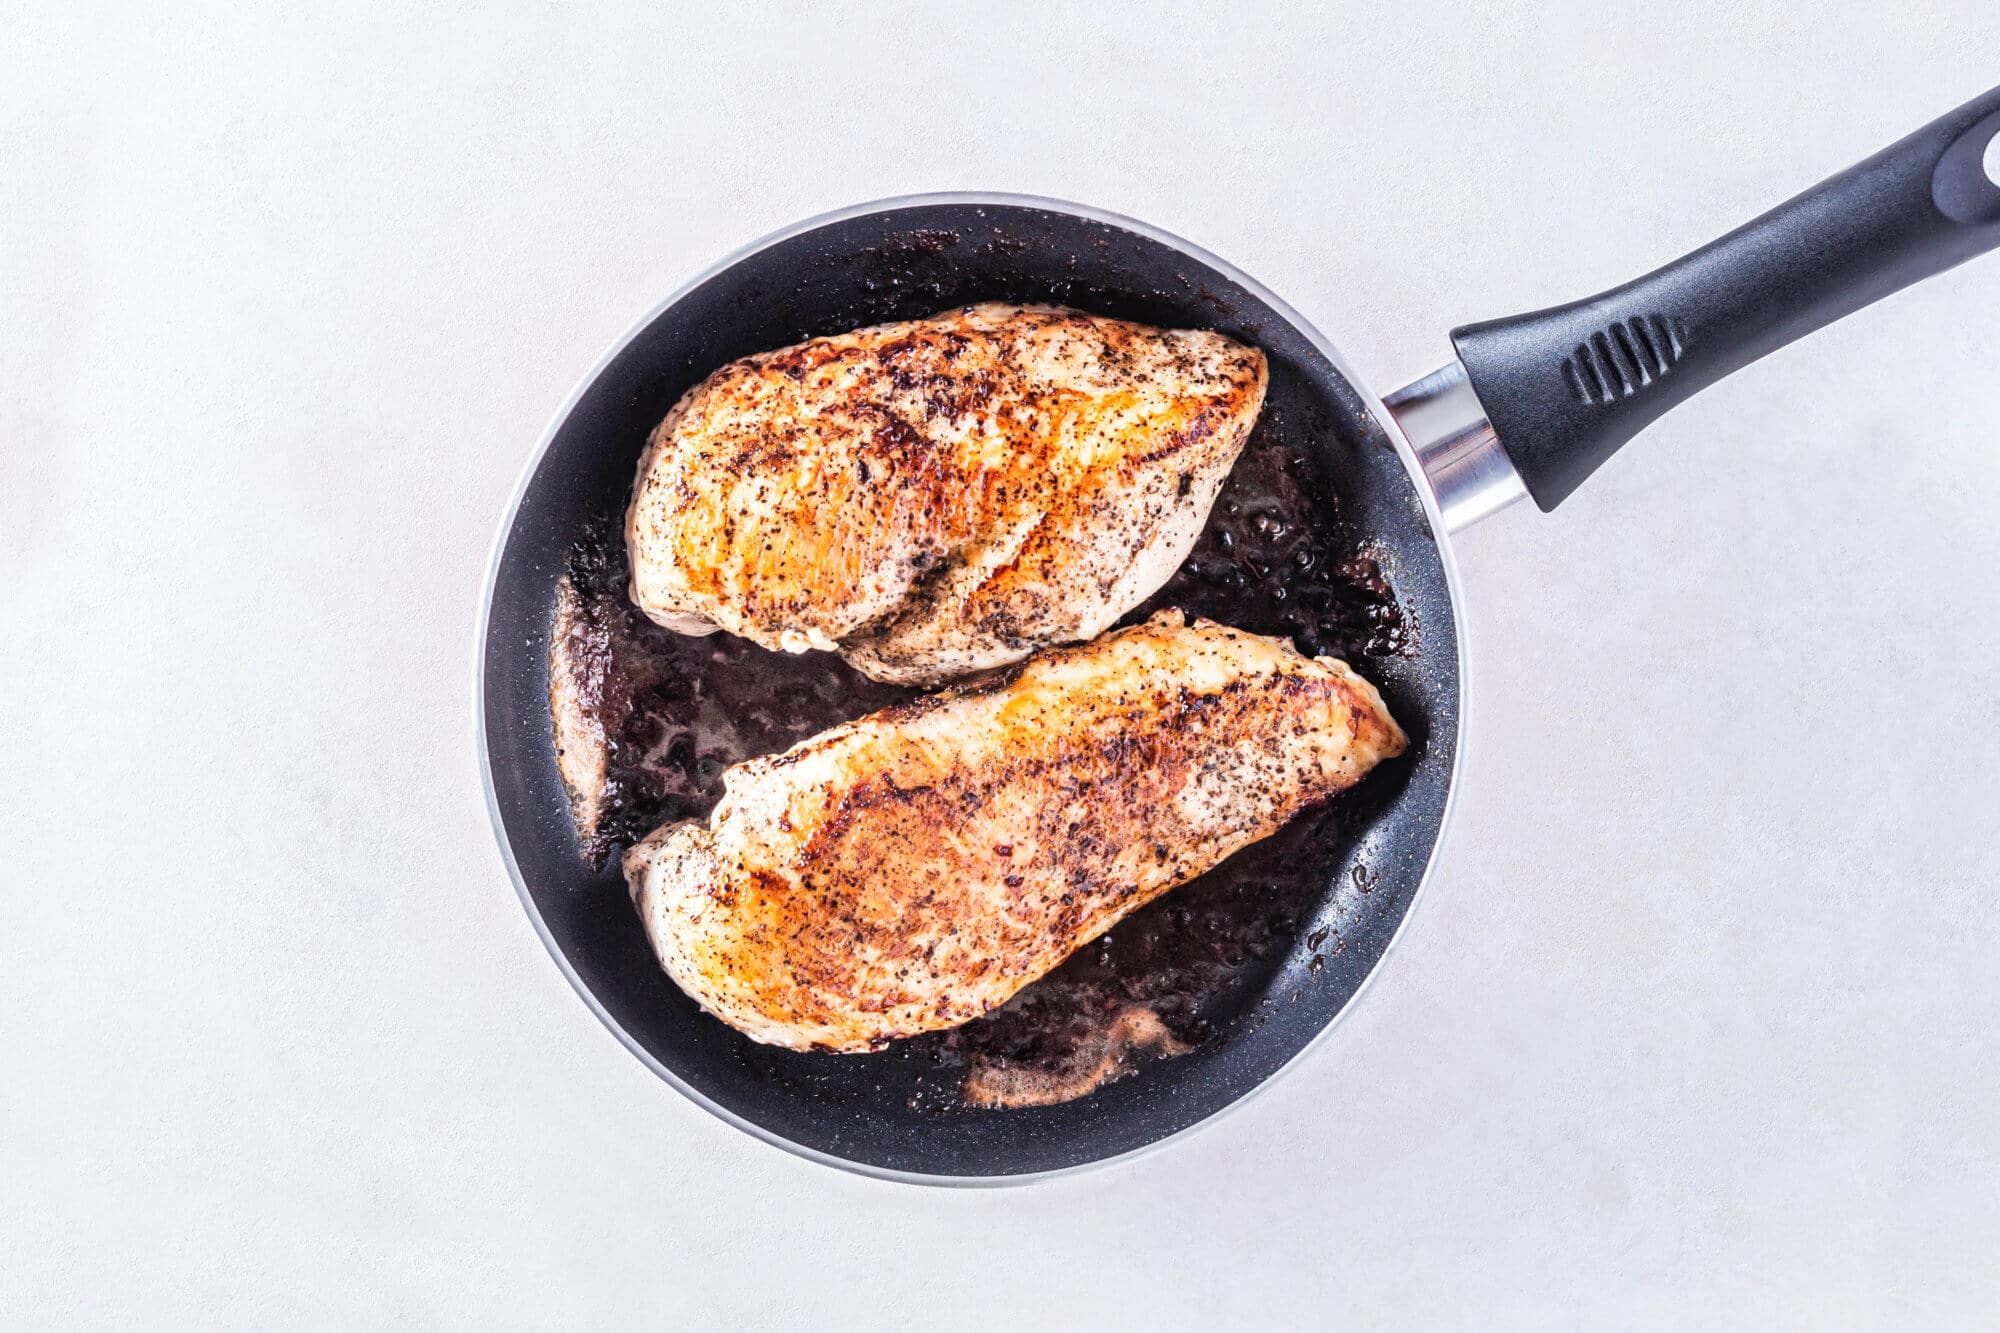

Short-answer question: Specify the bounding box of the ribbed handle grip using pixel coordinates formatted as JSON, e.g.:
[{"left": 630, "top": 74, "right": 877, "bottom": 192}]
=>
[{"left": 1451, "top": 84, "right": 2000, "bottom": 511}]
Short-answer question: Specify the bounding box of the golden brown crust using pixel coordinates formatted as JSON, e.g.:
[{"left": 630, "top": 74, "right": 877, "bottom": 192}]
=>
[
  {"left": 625, "top": 304, "right": 1268, "bottom": 684},
  {"left": 625, "top": 612, "right": 1407, "bottom": 1052}
]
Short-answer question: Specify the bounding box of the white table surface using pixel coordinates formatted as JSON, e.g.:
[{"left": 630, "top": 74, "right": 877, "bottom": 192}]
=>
[{"left": 8, "top": 4, "right": 2000, "bottom": 1326}]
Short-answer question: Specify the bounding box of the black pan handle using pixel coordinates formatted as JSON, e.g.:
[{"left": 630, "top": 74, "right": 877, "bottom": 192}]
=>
[{"left": 1450, "top": 84, "right": 2000, "bottom": 511}]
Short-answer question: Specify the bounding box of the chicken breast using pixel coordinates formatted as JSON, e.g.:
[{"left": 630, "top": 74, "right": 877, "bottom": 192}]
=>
[
  {"left": 623, "top": 611, "right": 1407, "bottom": 1053},
  {"left": 626, "top": 304, "right": 1268, "bottom": 685}
]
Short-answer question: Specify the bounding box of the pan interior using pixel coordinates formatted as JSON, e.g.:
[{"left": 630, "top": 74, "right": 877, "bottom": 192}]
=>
[{"left": 481, "top": 200, "right": 1459, "bottom": 1179}]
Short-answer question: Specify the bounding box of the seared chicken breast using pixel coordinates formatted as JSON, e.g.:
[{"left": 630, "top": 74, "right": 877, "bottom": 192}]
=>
[
  {"left": 624, "top": 611, "right": 1406, "bottom": 1052},
  {"left": 626, "top": 304, "right": 1268, "bottom": 685}
]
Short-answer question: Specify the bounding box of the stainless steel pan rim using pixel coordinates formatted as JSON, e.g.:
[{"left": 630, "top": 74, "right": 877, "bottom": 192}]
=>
[{"left": 474, "top": 190, "right": 1472, "bottom": 1186}]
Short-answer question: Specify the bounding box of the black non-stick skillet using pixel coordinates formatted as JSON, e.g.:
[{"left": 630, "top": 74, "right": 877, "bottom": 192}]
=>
[{"left": 480, "top": 86, "right": 2000, "bottom": 1182}]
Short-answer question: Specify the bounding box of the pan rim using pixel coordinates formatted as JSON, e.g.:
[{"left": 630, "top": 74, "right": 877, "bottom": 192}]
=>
[{"left": 473, "top": 191, "right": 1471, "bottom": 1187}]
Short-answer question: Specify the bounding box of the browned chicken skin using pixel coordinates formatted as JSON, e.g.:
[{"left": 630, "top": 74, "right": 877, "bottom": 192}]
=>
[
  {"left": 625, "top": 304, "right": 1268, "bottom": 685},
  {"left": 624, "top": 612, "right": 1407, "bottom": 1052}
]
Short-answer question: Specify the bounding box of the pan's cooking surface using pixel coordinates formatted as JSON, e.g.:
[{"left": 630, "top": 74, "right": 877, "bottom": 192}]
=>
[
  {"left": 559, "top": 418, "right": 1410, "bottom": 1106},
  {"left": 482, "top": 198, "right": 1461, "bottom": 1177}
]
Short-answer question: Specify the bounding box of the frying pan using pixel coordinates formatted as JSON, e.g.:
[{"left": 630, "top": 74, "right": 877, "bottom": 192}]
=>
[{"left": 479, "top": 86, "right": 2000, "bottom": 1182}]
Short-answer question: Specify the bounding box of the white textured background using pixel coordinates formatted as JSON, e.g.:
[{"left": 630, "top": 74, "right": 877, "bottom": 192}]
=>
[{"left": 7, "top": 3, "right": 2000, "bottom": 1327}]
